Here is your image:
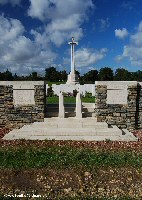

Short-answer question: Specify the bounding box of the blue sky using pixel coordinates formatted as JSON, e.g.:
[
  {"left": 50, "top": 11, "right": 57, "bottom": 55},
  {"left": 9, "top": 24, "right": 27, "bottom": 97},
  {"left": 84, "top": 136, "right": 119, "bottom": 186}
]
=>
[{"left": 0, "top": 0, "right": 142, "bottom": 76}]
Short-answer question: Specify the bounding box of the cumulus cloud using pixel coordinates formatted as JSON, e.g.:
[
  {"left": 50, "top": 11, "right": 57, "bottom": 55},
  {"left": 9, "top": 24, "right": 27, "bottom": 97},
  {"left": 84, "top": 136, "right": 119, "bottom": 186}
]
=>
[
  {"left": 75, "top": 48, "right": 107, "bottom": 68},
  {"left": 0, "top": 0, "right": 22, "bottom": 6},
  {"left": 0, "top": 15, "right": 57, "bottom": 75},
  {"left": 64, "top": 48, "right": 107, "bottom": 69},
  {"left": 115, "top": 28, "right": 129, "bottom": 39},
  {"left": 28, "top": 0, "right": 94, "bottom": 21},
  {"left": 0, "top": 15, "right": 24, "bottom": 43},
  {"left": 28, "top": 0, "right": 94, "bottom": 46},
  {"left": 117, "top": 21, "right": 142, "bottom": 66}
]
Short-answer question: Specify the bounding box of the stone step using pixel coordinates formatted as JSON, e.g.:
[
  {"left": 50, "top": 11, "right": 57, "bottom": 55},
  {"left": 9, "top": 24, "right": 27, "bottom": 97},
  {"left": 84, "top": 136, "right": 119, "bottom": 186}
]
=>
[
  {"left": 46, "top": 107, "right": 59, "bottom": 111},
  {"left": 65, "top": 112, "right": 76, "bottom": 117},
  {"left": 43, "top": 117, "right": 98, "bottom": 123},
  {"left": 45, "top": 112, "right": 59, "bottom": 117},
  {"left": 2, "top": 116, "right": 138, "bottom": 142},
  {"left": 82, "top": 112, "right": 94, "bottom": 117},
  {"left": 4, "top": 134, "right": 137, "bottom": 141},
  {"left": 26, "top": 121, "right": 108, "bottom": 129},
  {"left": 8, "top": 127, "right": 122, "bottom": 136},
  {"left": 82, "top": 108, "right": 95, "bottom": 112},
  {"left": 82, "top": 103, "right": 95, "bottom": 108}
]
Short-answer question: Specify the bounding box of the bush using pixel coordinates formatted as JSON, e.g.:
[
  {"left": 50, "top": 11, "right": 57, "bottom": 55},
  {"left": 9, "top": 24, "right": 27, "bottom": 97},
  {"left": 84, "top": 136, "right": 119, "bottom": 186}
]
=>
[{"left": 47, "top": 86, "right": 54, "bottom": 97}]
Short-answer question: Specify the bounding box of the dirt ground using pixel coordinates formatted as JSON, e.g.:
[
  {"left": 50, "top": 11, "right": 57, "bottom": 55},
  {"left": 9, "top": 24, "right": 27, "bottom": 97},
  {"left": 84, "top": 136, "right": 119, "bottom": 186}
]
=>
[{"left": 0, "top": 167, "right": 142, "bottom": 199}]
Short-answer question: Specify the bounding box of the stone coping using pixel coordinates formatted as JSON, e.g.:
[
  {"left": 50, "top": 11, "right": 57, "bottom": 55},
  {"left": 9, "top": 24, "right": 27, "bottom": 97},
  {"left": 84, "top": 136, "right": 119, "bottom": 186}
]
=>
[
  {"left": 95, "top": 81, "right": 138, "bottom": 90},
  {"left": 95, "top": 81, "right": 137, "bottom": 86},
  {"left": 0, "top": 81, "right": 44, "bottom": 89}
]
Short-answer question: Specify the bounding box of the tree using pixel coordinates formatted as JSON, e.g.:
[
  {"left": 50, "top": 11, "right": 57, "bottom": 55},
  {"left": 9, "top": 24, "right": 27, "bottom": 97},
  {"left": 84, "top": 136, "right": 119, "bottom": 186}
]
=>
[
  {"left": 45, "top": 67, "right": 60, "bottom": 81},
  {"left": 114, "top": 68, "right": 131, "bottom": 81},
  {"left": 61, "top": 70, "right": 67, "bottom": 81},
  {"left": 13, "top": 73, "right": 18, "bottom": 80},
  {"left": 131, "top": 70, "right": 142, "bottom": 81},
  {"left": 98, "top": 67, "right": 113, "bottom": 81},
  {"left": 83, "top": 70, "right": 98, "bottom": 83},
  {"left": 3, "top": 69, "right": 13, "bottom": 81},
  {"left": 32, "top": 72, "right": 38, "bottom": 80}
]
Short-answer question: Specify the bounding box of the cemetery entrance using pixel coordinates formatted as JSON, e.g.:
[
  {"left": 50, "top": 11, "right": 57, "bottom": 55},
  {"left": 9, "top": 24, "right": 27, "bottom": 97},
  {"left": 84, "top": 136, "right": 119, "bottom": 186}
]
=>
[{"left": 46, "top": 88, "right": 96, "bottom": 118}]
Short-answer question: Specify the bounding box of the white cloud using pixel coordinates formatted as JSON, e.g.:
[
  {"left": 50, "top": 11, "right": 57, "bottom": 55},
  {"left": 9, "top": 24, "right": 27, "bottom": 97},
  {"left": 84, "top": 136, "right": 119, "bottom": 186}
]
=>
[
  {"left": 0, "top": 15, "right": 24, "bottom": 43},
  {"left": 98, "top": 18, "right": 110, "bottom": 32},
  {"left": 28, "top": 0, "right": 94, "bottom": 21},
  {"left": 28, "top": 0, "right": 94, "bottom": 46},
  {"left": 0, "top": 15, "right": 57, "bottom": 75},
  {"left": 64, "top": 48, "right": 107, "bottom": 69},
  {"left": 0, "top": 0, "right": 22, "bottom": 6},
  {"left": 115, "top": 28, "right": 129, "bottom": 39},
  {"left": 117, "top": 21, "right": 142, "bottom": 66},
  {"left": 75, "top": 48, "right": 107, "bottom": 68}
]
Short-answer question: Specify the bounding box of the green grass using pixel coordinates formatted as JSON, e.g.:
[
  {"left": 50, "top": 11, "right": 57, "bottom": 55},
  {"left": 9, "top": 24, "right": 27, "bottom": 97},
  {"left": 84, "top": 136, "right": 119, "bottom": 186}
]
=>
[
  {"left": 47, "top": 96, "right": 95, "bottom": 103},
  {"left": 1, "top": 147, "right": 142, "bottom": 169},
  {"left": 46, "top": 81, "right": 66, "bottom": 86}
]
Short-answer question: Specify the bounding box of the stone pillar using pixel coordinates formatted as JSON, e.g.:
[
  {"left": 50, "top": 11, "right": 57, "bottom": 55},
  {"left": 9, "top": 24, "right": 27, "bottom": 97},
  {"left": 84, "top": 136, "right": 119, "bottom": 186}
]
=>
[
  {"left": 76, "top": 92, "right": 82, "bottom": 118},
  {"left": 127, "top": 84, "right": 138, "bottom": 130},
  {"left": 92, "top": 84, "right": 95, "bottom": 96},
  {"left": 137, "top": 83, "right": 142, "bottom": 129},
  {"left": 59, "top": 92, "right": 65, "bottom": 118},
  {"left": 95, "top": 85, "right": 108, "bottom": 122}
]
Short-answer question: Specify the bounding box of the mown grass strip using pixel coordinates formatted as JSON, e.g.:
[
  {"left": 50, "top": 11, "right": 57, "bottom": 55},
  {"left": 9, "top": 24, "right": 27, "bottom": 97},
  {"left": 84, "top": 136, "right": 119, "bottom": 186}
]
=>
[
  {"left": 47, "top": 96, "right": 96, "bottom": 103},
  {"left": 0, "top": 147, "right": 142, "bottom": 169}
]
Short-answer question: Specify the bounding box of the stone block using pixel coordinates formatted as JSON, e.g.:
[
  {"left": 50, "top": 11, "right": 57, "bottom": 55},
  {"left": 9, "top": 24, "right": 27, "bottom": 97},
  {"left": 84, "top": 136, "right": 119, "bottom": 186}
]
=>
[{"left": 113, "top": 113, "right": 120, "bottom": 117}]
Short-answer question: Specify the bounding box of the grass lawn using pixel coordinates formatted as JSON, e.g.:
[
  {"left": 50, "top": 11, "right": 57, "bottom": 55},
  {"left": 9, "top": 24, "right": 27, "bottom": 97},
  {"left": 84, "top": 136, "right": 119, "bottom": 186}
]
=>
[
  {"left": 1, "top": 146, "right": 142, "bottom": 169},
  {"left": 46, "top": 81, "right": 66, "bottom": 86},
  {"left": 47, "top": 96, "right": 96, "bottom": 103}
]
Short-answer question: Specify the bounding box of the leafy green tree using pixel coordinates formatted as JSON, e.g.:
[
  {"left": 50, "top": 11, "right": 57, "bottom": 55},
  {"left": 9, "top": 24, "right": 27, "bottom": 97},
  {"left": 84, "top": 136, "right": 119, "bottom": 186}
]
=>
[
  {"left": 131, "top": 70, "right": 142, "bottom": 81},
  {"left": 83, "top": 70, "right": 98, "bottom": 83},
  {"left": 3, "top": 69, "right": 13, "bottom": 81},
  {"left": 114, "top": 68, "right": 131, "bottom": 81},
  {"left": 98, "top": 67, "right": 113, "bottom": 81},
  {"left": 13, "top": 73, "right": 18, "bottom": 80},
  {"left": 61, "top": 70, "right": 67, "bottom": 81},
  {"left": 45, "top": 67, "right": 60, "bottom": 81},
  {"left": 31, "top": 72, "right": 38, "bottom": 80}
]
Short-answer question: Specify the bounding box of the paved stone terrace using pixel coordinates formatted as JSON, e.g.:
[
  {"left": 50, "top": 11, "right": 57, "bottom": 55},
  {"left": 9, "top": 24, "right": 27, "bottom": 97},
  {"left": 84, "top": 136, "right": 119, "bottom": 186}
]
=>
[{"left": 3, "top": 117, "right": 138, "bottom": 141}]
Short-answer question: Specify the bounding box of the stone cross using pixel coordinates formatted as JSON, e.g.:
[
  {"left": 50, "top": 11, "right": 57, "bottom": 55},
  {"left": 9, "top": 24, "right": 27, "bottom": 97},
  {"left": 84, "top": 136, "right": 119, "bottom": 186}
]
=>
[{"left": 68, "top": 37, "right": 78, "bottom": 74}]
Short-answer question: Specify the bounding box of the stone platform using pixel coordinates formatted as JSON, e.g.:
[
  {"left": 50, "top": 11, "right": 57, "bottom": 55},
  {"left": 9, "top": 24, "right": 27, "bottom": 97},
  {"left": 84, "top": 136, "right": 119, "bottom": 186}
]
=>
[{"left": 3, "top": 117, "right": 137, "bottom": 141}]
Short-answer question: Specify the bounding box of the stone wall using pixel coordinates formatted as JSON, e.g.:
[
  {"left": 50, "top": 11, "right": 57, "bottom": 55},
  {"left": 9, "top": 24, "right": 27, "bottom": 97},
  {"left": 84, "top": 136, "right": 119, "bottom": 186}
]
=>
[
  {"left": 95, "top": 81, "right": 142, "bottom": 130},
  {"left": 137, "top": 83, "right": 142, "bottom": 129},
  {"left": 0, "top": 81, "right": 45, "bottom": 129}
]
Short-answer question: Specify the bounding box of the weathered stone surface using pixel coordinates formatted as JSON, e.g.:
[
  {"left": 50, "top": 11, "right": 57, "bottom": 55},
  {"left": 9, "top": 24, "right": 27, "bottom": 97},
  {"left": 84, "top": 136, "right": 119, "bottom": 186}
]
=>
[
  {"left": 95, "top": 81, "right": 142, "bottom": 130},
  {"left": 0, "top": 82, "right": 45, "bottom": 128}
]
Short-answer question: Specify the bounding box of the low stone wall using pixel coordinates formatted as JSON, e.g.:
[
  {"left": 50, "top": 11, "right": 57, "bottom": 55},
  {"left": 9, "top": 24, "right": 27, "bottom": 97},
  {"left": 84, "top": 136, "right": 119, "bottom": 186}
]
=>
[
  {"left": 0, "top": 81, "right": 45, "bottom": 129},
  {"left": 95, "top": 81, "right": 142, "bottom": 130}
]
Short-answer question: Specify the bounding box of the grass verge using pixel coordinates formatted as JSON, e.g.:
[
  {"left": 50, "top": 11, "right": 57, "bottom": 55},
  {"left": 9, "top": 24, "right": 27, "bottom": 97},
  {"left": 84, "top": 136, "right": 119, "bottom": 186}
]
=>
[
  {"left": 1, "top": 146, "right": 142, "bottom": 169},
  {"left": 47, "top": 96, "right": 95, "bottom": 103}
]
